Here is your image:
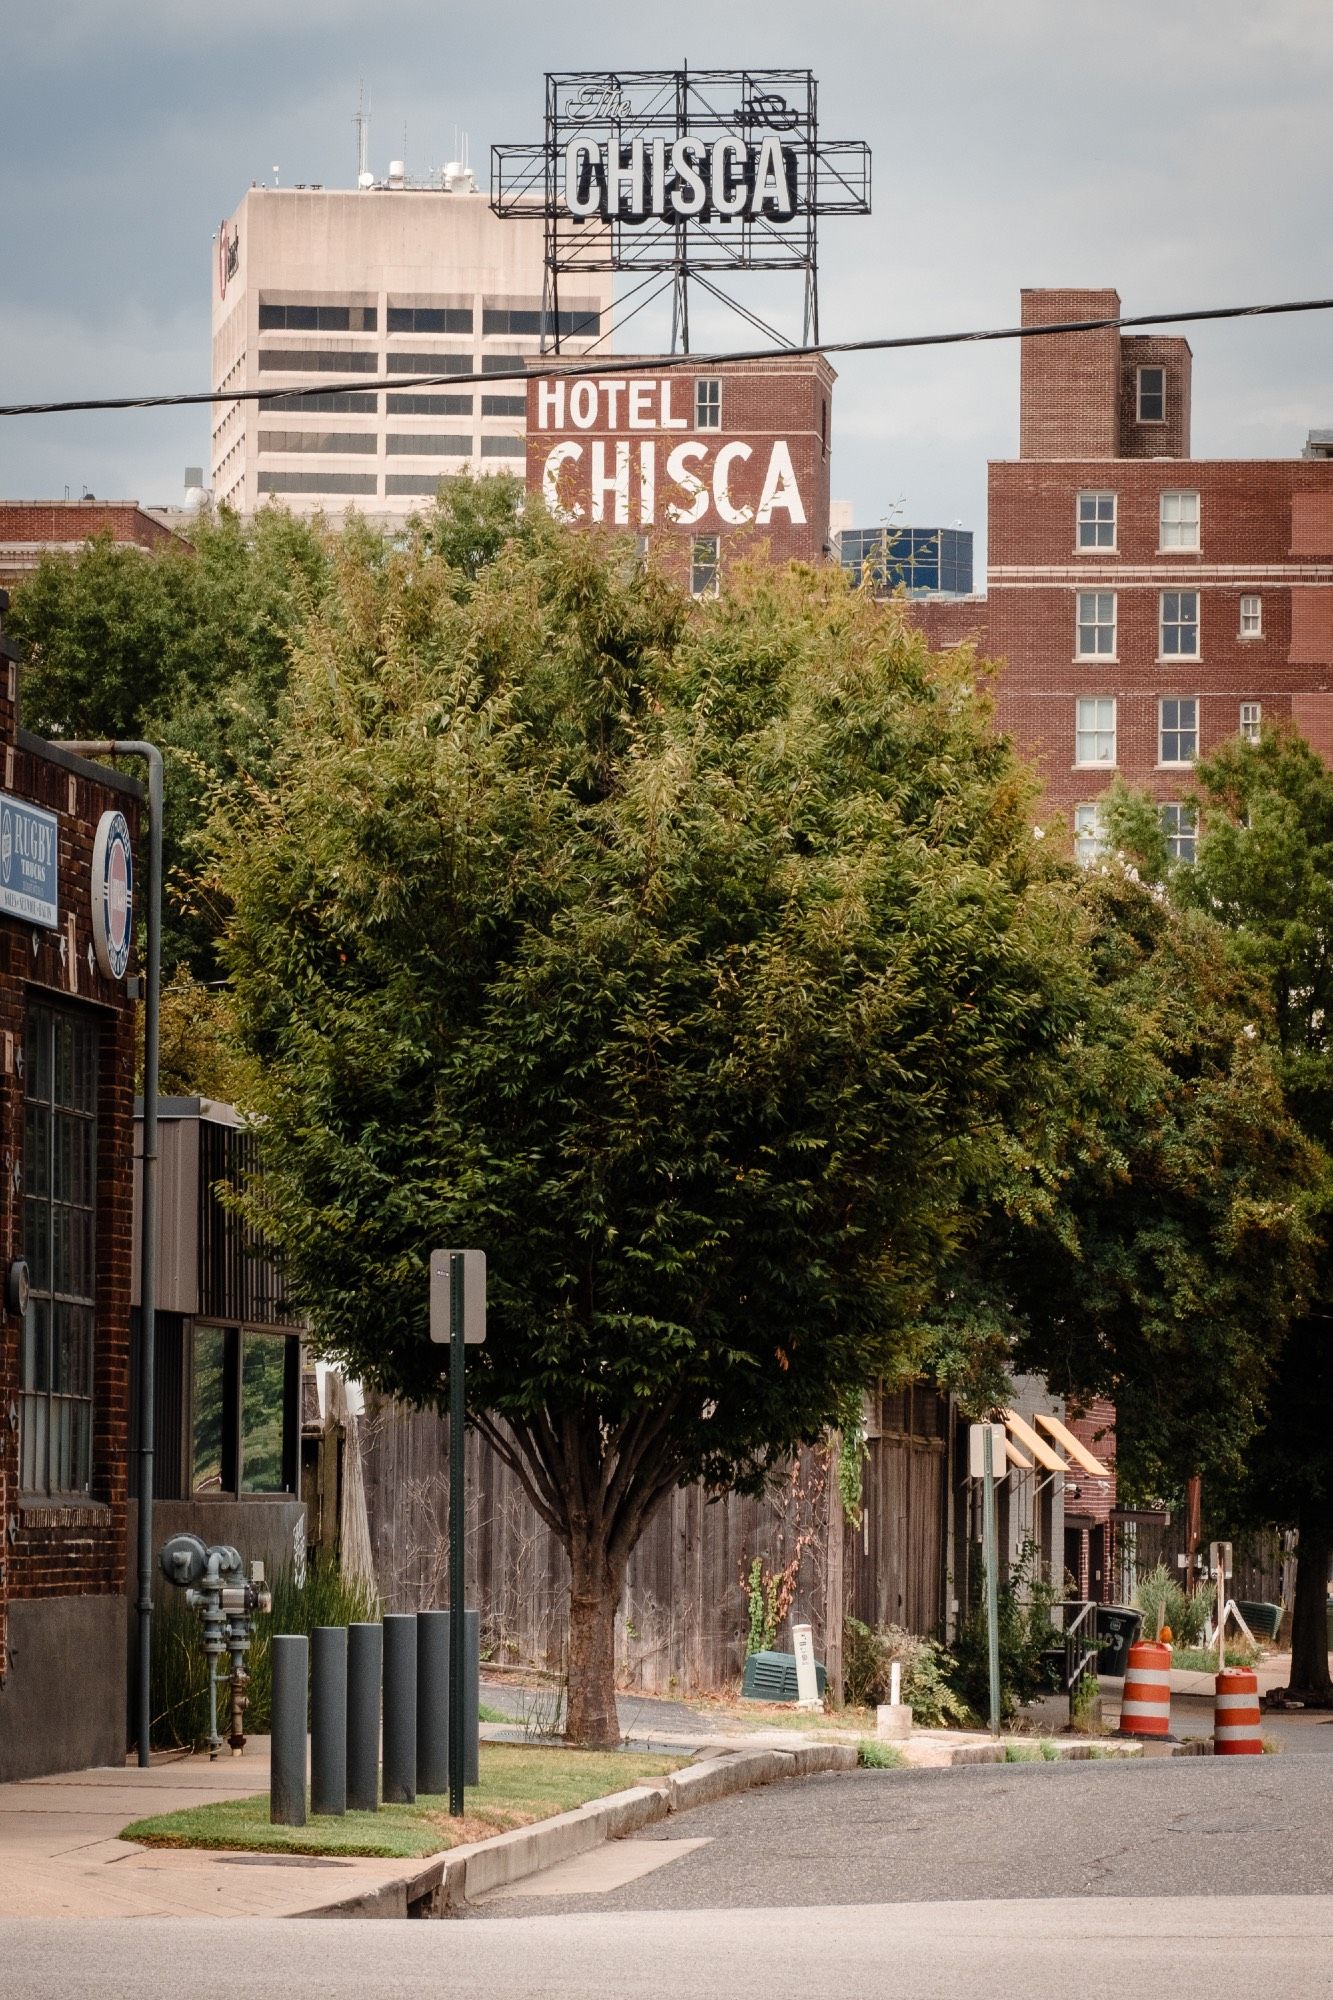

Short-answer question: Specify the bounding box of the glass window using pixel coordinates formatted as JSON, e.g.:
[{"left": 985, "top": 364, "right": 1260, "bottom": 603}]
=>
[
  {"left": 191, "top": 1325, "right": 229, "bottom": 1495},
  {"left": 1137, "top": 366, "right": 1166, "bottom": 422},
  {"left": 1240, "top": 595, "right": 1263, "bottom": 639},
  {"left": 240, "top": 1334, "right": 287, "bottom": 1493},
  {"left": 1160, "top": 591, "right": 1199, "bottom": 657},
  {"left": 385, "top": 434, "right": 473, "bottom": 456},
  {"left": 1075, "top": 697, "right": 1116, "bottom": 767},
  {"left": 1077, "top": 592, "right": 1116, "bottom": 657},
  {"left": 259, "top": 392, "right": 377, "bottom": 415},
  {"left": 480, "top": 307, "right": 600, "bottom": 339},
  {"left": 258, "top": 302, "right": 377, "bottom": 332},
  {"left": 1161, "top": 803, "right": 1198, "bottom": 863},
  {"left": 695, "top": 378, "right": 722, "bottom": 430},
  {"left": 481, "top": 395, "right": 527, "bottom": 417},
  {"left": 20, "top": 1005, "right": 98, "bottom": 1497},
  {"left": 691, "top": 534, "right": 720, "bottom": 599},
  {"left": 1074, "top": 803, "right": 1107, "bottom": 867},
  {"left": 1159, "top": 491, "right": 1200, "bottom": 551},
  {"left": 257, "top": 431, "right": 377, "bottom": 454},
  {"left": 1159, "top": 697, "right": 1198, "bottom": 765},
  {"left": 388, "top": 305, "right": 474, "bottom": 334},
  {"left": 256, "top": 471, "right": 378, "bottom": 495},
  {"left": 1240, "top": 701, "right": 1262, "bottom": 743},
  {"left": 385, "top": 474, "right": 447, "bottom": 496},
  {"left": 387, "top": 394, "right": 473, "bottom": 416},
  {"left": 1077, "top": 492, "right": 1116, "bottom": 550},
  {"left": 387, "top": 353, "right": 473, "bottom": 375},
  {"left": 257, "top": 349, "right": 378, "bottom": 374},
  {"left": 480, "top": 436, "right": 526, "bottom": 457}
]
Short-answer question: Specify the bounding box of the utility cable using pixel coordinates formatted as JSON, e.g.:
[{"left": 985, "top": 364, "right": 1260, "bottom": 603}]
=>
[{"left": 1, "top": 293, "right": 1331, "bottom": 418}]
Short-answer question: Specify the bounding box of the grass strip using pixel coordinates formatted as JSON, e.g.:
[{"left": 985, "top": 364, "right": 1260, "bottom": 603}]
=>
[{"left": 122, "top": 1743, "right": 683, "bottom": 1860}]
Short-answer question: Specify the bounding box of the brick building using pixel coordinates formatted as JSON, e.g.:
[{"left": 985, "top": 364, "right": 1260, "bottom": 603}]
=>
[
  {"left": 0, "top": 596, "right": 142, "bottom": 1781},
  {"left": 525, "top": 355, "right": 835, "bottom": 593},
  {"left": 981, "top": 287, "right": 1333, "bottom": 858},
  {"left": 0, "top": 502, "right": 185, "bottom": 587}
]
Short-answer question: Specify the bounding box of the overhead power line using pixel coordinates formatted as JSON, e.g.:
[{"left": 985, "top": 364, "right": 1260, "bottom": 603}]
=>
[{"left": 1, "top": 294, "right": 1331, "bottom": 420}]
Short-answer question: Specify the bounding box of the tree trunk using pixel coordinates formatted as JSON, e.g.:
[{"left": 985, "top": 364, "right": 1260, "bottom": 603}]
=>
[
  {"left": 1287, "top": 1508, "right": 1333, "bottom": 1701},
  {"left": 565, "top": 1533, "right": 627, "bottom": 1747}
]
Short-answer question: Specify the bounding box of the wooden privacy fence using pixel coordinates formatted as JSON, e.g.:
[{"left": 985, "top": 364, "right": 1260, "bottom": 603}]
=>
[{"left": 359, "top": 1383, "right": 954, "bottom": 1695}]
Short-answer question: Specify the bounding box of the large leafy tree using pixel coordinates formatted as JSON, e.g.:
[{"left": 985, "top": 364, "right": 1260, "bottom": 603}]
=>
[
  {"left": 205, "top": 519, "right": 1090, "bottom": 1742},
  {"left": 1165, "top": 732, "right": 1333, "bottom": 1699}
]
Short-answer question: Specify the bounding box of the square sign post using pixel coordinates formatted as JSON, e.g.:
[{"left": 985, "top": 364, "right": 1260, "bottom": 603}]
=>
[
  {"left": 968, "top": 1423, "right": 1006, "bottom": 1737},
  {"left": 430, "top": 1249, "right": 486, "bottom": 1817}
]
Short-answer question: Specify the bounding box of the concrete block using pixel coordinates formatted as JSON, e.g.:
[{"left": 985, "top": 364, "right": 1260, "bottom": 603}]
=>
[
  {"left": 667, "top": 1749, "right": 790, "bottom": 1811},
  {"left": 594, "top": 1783, "right": 672, "bottom": 1839},
  {"left": 951, "top": 1744, "right": 1004, "bottom": 1765},
  {"left": 782, "top": 1742, "right": 859, "bottom": 1776},
  {"left": 876, "top": 1703, "right": 912, "bottom": 1741}
]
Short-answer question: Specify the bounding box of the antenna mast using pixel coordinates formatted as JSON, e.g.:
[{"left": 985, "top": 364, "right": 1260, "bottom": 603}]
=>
[{"left": 353, "top": 81, "right": 371, "bottom": 182}]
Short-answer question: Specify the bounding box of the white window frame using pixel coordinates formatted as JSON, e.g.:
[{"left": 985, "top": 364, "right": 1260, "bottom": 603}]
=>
[
  {"left": 1137, "top": 365, "right": 1166, "bottom": 423},
  {"left": 1073, "top": 802, "right": 1107, "bottom": 867},
  {"left": 1076, "top": 491, "right": 1117, "bottom": 552},
  {"left": 1158, "top": 697, "right": 1199, "bottom": 768},
  {"left": 1159, "top": 590, "right": 1199, "bottom": 661},
  {"left": 1239, "top": 701, "right": 1262, "bottom": 743},
  {"left": 694, "top": 378, "right": 722, "bottom": 431},
  {"left": 1160, "top": 802, "right": 1198, "bottom": 864},
  {"left": 1076, "top": 591, "right": 1117, "bottom": 660},
  {"left": 1239, "top": 594, "right": 1263, "bottom": 640},
  {"left": 1075, "top": 697, "right": 1117, "bottom": 769},
  {"left": 1159, "top": 490, "right": 1200, "bottom": 552}
]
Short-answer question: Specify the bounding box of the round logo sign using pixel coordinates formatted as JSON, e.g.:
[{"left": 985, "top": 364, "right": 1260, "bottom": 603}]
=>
[{"left": 91, "top": 811, "right": 133, "bottom": 981}]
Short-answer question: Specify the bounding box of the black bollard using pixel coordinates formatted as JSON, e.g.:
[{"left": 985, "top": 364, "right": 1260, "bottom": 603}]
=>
[
  {"left": 310, "top": 1625, "right": 348, "bottom": 1816},
  {"left": 346, "top": 1622, "right": 382, "bottom": 1812},
  {"left": 417, "top": 1610, "right": 450, "bottom": 1794},
  {"left": 270, "top": 1633, "right": 308, "bottom": 1826},
  {"left": 382, "top": 1612, "right": 417, "bottom": 1804}
]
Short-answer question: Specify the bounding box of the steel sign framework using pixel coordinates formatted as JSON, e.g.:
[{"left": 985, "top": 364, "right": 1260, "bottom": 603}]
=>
[{"left": 491, "top": 69, "right": 871, "bottom": 352}]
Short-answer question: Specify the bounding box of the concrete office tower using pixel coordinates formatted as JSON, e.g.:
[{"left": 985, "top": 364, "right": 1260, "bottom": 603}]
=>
[{"left": 210, "top": 171, "right": 613, "bottom": 519}]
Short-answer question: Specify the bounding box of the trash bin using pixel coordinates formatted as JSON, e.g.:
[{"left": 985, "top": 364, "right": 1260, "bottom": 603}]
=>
[{"left": 1095, "top": 1606, "right": 1142, "bottom": 1677}]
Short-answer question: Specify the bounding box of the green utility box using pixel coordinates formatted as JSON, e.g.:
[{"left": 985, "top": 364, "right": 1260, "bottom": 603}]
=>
[
  {"left": 741, "top": 1649, "right": 828, "bottom": 1702},
  {"left": 1237, "top": 1601, "right": 1283, "bottom": 1643}
]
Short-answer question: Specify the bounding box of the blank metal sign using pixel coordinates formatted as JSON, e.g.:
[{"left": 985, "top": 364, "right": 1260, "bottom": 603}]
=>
[{"left": 429, "top": 1248, "right": 487, "bottom": 1343}]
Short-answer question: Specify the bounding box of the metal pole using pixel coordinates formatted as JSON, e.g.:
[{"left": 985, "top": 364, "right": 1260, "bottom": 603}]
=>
[
  {"left": 346, "top": 1621, "right": 382, "bottom": 1812},
  {"left": 417, "top": 1609, "right": 450, "bottom": 1795},
  {"left": 58, "top": 739, "right": 162, "bottom": 1768},
  {"left": 465, "top": 1606, "right": 480, "bottom": 1787},
  {"left": 310, "top": 1625, "right": 347, "bottom": 1815},
  {"left": 382, "top": 1612, "right": 417, "bottom": 1803},
  {"left": 982, "top": 1425, "right": 1001, "bottom": 1737},
  {"left": 270, "top": 1633, "right": 308, "bottom": 1826},
  {"left": 448, "top": 1252, "right": 466, "bottom": 1817}
]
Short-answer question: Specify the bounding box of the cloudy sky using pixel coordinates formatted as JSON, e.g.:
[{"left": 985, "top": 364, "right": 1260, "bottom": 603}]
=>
[{"left": 2, "top": 1, "right": 1331, "bottom": 557}]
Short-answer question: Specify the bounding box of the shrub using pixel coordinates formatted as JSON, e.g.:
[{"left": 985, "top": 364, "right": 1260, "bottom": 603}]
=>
[
  {"left": 842, "top": 1618, "right": 972, "bottom": 1728},
  {"left": 949, "top": 1542, "right": 1062, "bottom": 1722},
  {"left": 151, "top": 1554, "right": 380, "bottom": 1750},
  {"left": 1132, "top": 1564, "right": 1214, "bottom": 1648}
]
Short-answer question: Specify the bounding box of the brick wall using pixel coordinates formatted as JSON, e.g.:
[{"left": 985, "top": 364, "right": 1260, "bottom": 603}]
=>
[
  {"left": 525, "top": 355, "right": 834, "bottom": 591},
  {"left": 1117, "top": 335, "right": 1192, "bottom": 459},
  {"left": 0, "top": 503, "right": 184, "bottom": 586},
  {"left": 1019, "top": 288, "right": 1121, "bottom": 460},
  {"left": 0, "top": 637, "right": 140, "bottom": 1689}
]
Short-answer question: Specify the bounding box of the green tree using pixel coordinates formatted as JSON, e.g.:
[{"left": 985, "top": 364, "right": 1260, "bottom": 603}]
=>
[
  {"left": 204, "top": 522, "right": 1089, "bottom": 1743},
  {"left": 1168, "top": 730, "right": 1333, "bottom": 1699}
]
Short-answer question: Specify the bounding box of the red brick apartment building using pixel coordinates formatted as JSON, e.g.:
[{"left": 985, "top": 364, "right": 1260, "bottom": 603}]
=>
[
  {"left": 0, "top": 595, "right": 142, "bottom": 1780},
  {"left": 0, "top": 502, "right": 184, "bottom": 587},
  {"left": 526, "top": 354, "right": 835, "bottom": 595},
  {"left": 920, "top": 287, "right": 1333, "bottom": 861}
]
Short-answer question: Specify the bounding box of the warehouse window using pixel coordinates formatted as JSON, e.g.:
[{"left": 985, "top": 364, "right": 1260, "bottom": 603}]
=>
[
  {"left": 1159, "top": 698, "right": 1198, "bottom": 766},
  {"left": 258, "top": 349, "right": 378, "bottom": 374},
  {"left": 1076, "top": 591, "right": 1116, "bottom": 658},
  {"left": 386, "top": 434, "right": 472, "bottom": 456},
  {"left": 691, "top": 535, "right": 720, "bottom": 598},
  {"left": 20, "top": 1004, "right": 99, "bottom": 1497},
  {"left": 695, "top": 378, "right": 722, "bottom": 430},
  {"left": 1239, "top": 595, "right": 1263, "bottom": 639},
  {"left": 1160, "top": 803, "right": 1198, "bottom": 864},
  {"left": 1075, "top": 697, "right": 1116, "bottom": 767},
  {"left": 258, "top": 302, "right": 377, "bottom": 332},
  {"left": 259, "top": 392, "right": 377, "bottom": 415},
  {"left": 387, "top": 305, "right": 474, "bottom": 334},
  {"left": 256, "top": 471, "right": 377, "bottom": 494},
  {"left": 1137, "top": 366, "right": 1166, "bottom": 422},
  {"left": 1159, "top": 491, "right": 1200, "bottom": 551},
  {"left": 481, "top": 395, "right": 527, "bottom": 417},
  {"left": 387, "top": 353, "right": 473, "bottom": 375},
  {"left": 480, "top": 436, "right": 526, "bottom": 457},
  {"left": 1077, "top": 492, "right": 1116, "bottom": 550},
  {"left": 257, "top": 431, "right": 376, "bottom": 454},
  {"left": 1160, "top": 591, "right": 1199, "bottom": 658}
]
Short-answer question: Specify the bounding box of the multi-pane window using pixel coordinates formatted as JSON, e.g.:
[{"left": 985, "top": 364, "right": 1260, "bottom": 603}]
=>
[
  {"left": 1137, "top": 366, "right": 1166, "bottom": 422},
  {"left": 21, "top": 1005, "right": 98, "bottom": 1497},
  {"left": 388, "top": 305, "right": 474, "bottom": 334},
  {"left": 1073, "top": 803, "right": 1107, "bottom": 867},
  {"left": 1161, "top": 803, "right": 1198, "bottom": 864},
  {"left": 258, "top": 301, "right": 377, "bottom": 332},
  {"left": 256, "top": 431, "right": 377, "bottom": 454},
  {"left": 1076, "top": 492, "right": 1116, "bottom": 550},
  {"left": 190, "top": 1327, "right": 295, "bottom": 1497},
  {"left": 387, "top": 394, "right": 472, "bottom": 416},
  {"left": 1159, "top": 491, "right": 1200, "bottom": 550},
  {"left": 1240, "top": 701, "right": 1262, "bottom": 743},
  {"left": 1075, "top": 697, "right": 1116, "bottom": 767},
  {"left": 1240, "top": 595, "right": 1263, "bottom": 639},
  {"left": 1076, "top": 592, "right": 1116, "bottom": 657},
  {"left": 691, "top": 534, "right": 720, "bottom": 598},
  {"left": 1159, "top": 697, "right": 1198, "bottom": 765},
  {"left": 695, "top": 379, "right": 722, "bottom": 430},
  {"left": 1160, "top": 590, "right": 1199, "bottom": 657}
]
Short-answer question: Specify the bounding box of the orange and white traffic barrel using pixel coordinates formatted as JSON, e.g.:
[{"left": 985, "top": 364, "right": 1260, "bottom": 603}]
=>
[
  {"left": 1214, "top": 1668, "right": 1263, "bottom": 1755},
  {"left": 1117, "top": 1639, "right": 1174, "bottom": 1739}
]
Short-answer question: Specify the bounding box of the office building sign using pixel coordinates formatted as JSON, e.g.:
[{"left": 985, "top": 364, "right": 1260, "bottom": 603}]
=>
[{"left": 0, "top": 793, "right": 58, "bottom": 929}]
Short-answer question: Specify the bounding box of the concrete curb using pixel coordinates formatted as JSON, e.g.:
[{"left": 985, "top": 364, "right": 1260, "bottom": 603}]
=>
[{"left": 304, "top": 1743, "right": 858, "bottom": 1919}]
